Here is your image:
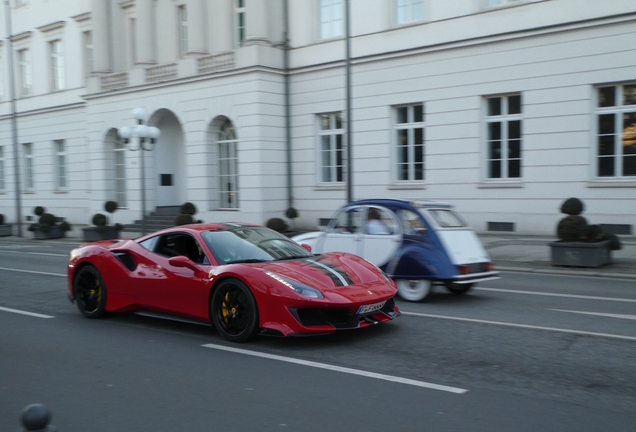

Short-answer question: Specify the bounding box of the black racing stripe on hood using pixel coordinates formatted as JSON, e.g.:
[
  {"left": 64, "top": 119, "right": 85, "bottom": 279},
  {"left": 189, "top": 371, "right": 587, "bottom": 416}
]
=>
[
  {"left": 315, "top": 257, "right": 355, "bottom": 286},
  {"left": 301, "top": 258, "right": 349, "bottom": 287}
]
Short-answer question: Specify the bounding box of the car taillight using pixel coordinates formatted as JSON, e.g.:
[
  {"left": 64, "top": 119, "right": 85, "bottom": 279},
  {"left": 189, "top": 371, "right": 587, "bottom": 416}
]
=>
[
  {"left": 485, "top": 262, "right": 495, "bottom": 272},
  {"left": 458, "top": 265, "right": 470, "bottom": 275}
]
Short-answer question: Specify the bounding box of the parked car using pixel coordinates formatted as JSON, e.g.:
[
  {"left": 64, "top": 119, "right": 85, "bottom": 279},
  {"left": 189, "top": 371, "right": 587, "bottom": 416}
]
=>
[
  {"left": 292, "top": 199, "right": 499, "bottom": 302},
  {"left": 67, "top": 223, "right": 399, "bottom": 342}
]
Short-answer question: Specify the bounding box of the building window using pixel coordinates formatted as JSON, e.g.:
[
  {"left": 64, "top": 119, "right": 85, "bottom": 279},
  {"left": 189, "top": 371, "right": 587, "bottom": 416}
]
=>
[
  {"left": 113, "top": 138, "right": 127, "bottom": 206},
  {"left": 596, "top": 84, "right": 636, "bottom": 178},
  {"left": 18, "top": 49, "right": 32, "bottom": 97},
  {"left": 50, "top": 40, "right": 65, "bottom": 91},
  {"left": 0, "top": 51, "right": 4, "bottom": 100},
  {"left": 318, "top": 113, "right": 344, "bottom": 183},
  {"left": 23, "top": 143, "right": 34, "bottom": 190},
  {"left": 319, "top": 0, "right": 343, "bottom": 39},
  {"left": 84, "top": 31, "right": 93, "bottom": 78},
  {"left": 395, "top": 0, "right": 424, "bottom": 24},
  {"left": 178, "top": 5, "right": 188, "bottom": 57},
  {"left": 394, "top": 104, "right": 425, "bottom": 181},
  {"left": 485, "top": 94, "right": 522, "bottom": 179},
  {"left": 54, "top": 140, "right": 67, "bottom": 189},
  {"left": 0, "top": 146, "right": 5, "bottom": 191},
  {"left": 236, "top": 0, "right": 245, "bottom": 46},
  {"left": 217, "top": 119, "right": 239, "bottom": 209}
]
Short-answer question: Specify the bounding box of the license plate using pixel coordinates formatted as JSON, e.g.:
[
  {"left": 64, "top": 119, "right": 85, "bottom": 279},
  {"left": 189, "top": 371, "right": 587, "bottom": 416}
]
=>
[{"left": 357, "top": 301, "right": 386, "bottom": 315}]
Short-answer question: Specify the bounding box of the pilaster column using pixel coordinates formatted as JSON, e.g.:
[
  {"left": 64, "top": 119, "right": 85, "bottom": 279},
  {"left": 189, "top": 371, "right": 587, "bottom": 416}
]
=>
[
  {"left": 135, "top": 0, "right": 154, "bottom": 65},
  {"left": 186, "top": 0, "right": 206, "bottom": 55},
  {"left": 245, "top": 0, "right": 270, "bottom": 46},
  {"left": 92, "top": 0, "right": 111, "bottom": 73},
  {"left": 210, "top": 0, "right": 232, "bottom": 53}
]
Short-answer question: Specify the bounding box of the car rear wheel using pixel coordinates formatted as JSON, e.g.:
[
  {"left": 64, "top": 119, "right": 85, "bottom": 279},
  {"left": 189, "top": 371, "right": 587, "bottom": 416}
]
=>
[
  {"left": 211, "top": 279, "right": 259, "bottom": 343},
  {"left": 74, "top": 266, "right": 107, "bottom": 319},
  {"left": 445, "top": 282, "right": 473, "bottom": 295},
  {"left": 396, "top": 279, "right": 432, "bottom": 302}
]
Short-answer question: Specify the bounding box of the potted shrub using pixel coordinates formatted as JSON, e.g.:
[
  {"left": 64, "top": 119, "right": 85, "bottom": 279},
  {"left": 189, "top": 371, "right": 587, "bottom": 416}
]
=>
[
  {"left": 83, "top": 201, "right": 123, "bottom": 241},
  {"left": 0, "top": 214, "right": 12, "bottom": 237},
  {"left": 174, "top": 202, "right": 203, "bottom": 226},
  {"left": 266, "top": 217, "right": 288, "bottom": 233},
  {"left": 549, "top": 198, "right": 622, "bottom": 267},
  {"left": 28, "top": 206, "right": 71, "bottom": 240}
]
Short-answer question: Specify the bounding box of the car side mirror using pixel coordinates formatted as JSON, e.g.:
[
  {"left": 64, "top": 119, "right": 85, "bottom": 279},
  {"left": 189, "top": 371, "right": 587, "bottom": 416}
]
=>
[
  {"left": 168, "top": 255, "right": 199, "bottom": 272},
  {"left": 301, "top": 243, "right": 312, "bottom": 253}
]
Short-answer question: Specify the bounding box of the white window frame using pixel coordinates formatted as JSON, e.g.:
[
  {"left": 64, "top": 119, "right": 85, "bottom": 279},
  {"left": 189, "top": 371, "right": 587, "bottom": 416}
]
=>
[
  {"left": 50, "top": 40, "right": 65, "bottom": 91},
  {"left": 0, "top": 49, "right": 4, "bottom": 101},
  {"left": 0, "top": 146, "right": 5, "bottom": 192},
  {"left": 394, "top": 0, "right": 425, "bottom": 25},
  {"left": 178, "top": 5, "right": 188, "bottom": 57},
  {"left": 54, "top": 140, "right": 68, "bottom": 190},
  {"left": 83, "top": 31, "right": 93, "bottom": 78},
  {"left": 318, "top": 0, "right": 344, "bottom": 40},
  {"left": 235, "top": 0, "right": 246, "bottom": 47},
  {"left": 23, "top": 143, "right": 34, "bottom": 191},
  {"left": 113, "top": 137, "right": 127, "bottom": 207},
  {"left": 393, "top": 103, "right": 426, "bottom": 183},
  {"left": 217, "top": 120, "right": 239, "bottom": 209},
  {"left": 17, "top": 48, "right": 32, "bottom": 97},
  {"left": 317, "top": 112, "right": 345, "bottom": 184},
  {"left": 484, "top": 94, "right": 523, "bottom": 180},
  {"left": 594, "top": 83, "right": 636, "bottom": 179}
]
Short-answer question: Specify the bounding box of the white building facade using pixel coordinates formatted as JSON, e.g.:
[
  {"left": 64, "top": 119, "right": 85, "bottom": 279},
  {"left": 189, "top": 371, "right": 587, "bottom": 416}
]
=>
[{"left": 0, "top": 0, "right": 634, "bottom": 235}]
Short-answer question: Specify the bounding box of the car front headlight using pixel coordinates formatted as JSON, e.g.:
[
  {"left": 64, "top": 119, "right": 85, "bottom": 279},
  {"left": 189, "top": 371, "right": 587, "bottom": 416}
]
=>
[{"left": 265, "top": 271, "right": 324, "bottom": 299}]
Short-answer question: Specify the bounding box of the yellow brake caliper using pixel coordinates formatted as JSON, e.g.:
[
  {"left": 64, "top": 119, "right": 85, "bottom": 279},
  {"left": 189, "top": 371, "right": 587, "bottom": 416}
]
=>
[
  {"left": 94, "top": 279, "right": 101, "bottom": 303},
  {"left": 222, "top": 292, "right": 229, "bottom": 323}
]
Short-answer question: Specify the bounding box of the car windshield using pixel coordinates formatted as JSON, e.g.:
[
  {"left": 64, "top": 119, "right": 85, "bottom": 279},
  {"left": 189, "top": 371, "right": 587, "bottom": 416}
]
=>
[
  {"left": 201, "top": 227, "right": 313, "bottom": 264},
  {"left": 419, "top": 208, "right": 467, "bottom": 228}
]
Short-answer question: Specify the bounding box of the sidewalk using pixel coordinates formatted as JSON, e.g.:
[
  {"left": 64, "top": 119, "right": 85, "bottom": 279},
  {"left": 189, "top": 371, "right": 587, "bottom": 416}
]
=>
[
  {"left": 480, "top": 233, "right": 636, "bottom": 280},
  {"left": 2, "top": 226, "right": 636, "bottom": 280}
]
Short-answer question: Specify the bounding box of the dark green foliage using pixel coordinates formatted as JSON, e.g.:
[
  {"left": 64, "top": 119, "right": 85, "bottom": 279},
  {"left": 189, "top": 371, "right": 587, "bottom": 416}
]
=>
[
  {"left": 181, "top": 202, "right": 197, "bottom": 216},
  {"left": 92, "top": 213, "right": 108, "bottom": 227},
  {"left": 114, "top": 223, "right": 124, "bottom": 231},
  {"left": 0, "top": 214, "right": 4, "bottom": 225},
  {"left": 602, "top": 233, "right": 622, "bottom": 251},
  {"left": 39, "top": 213, "right": 56, "bottom": 226},
  {"left": 585, "top": 224, "right": 603, "bottom": 242},
  {"left": 39, "top": 223, "right": 52, "bottom": 233},
  {"left": 104, "top": 201, "right": 118, "bottom": 214},
  {"left": 34, "top": 206, "right": 45, "bottom": 216},
  {"left": 557, "top": 215, "right": 588, "bottom": 242},
  {"left": 266, "top": 217, "right": 288, "bottom": 233},
  {"left": 560, "top": 198, "right": 584, "bottom": 216},
  {"left": 175, "top": 214, "right": 193, "bottom": 226},
  {"left": 60, "top": 221, "right": 71, "bottom": 232},
  {"left": 285, "top": 207, "right": 299, "bottom": 219}
]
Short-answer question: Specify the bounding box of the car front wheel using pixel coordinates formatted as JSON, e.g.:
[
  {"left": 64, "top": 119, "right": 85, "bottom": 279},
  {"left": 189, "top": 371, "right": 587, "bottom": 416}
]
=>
[
  {"left": 211, "top": 279, "right": 259, "bottom": 342},
  {"left": 396, "top": 279, "right": 432, "bottom": 302},
  {"left": 74, "top": 265, "right": 107, "bottom": 318}
]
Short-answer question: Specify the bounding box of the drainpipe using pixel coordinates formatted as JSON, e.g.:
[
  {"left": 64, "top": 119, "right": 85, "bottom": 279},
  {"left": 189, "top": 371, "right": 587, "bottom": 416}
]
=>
[
  {"left": 4, "top": 0, "right": 23, "bottom": 237},
  {"left": 283, "top": 0, "right": 292, "bottom": 210},
  {"left": 345, "top": 0, "right": 353, "bottom": 203}
]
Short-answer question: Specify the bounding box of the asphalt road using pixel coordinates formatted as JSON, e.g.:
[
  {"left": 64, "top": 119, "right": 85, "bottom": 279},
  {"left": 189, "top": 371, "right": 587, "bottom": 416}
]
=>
[{"left": 1, "top": 238, "right": 635, "bottom": 431}]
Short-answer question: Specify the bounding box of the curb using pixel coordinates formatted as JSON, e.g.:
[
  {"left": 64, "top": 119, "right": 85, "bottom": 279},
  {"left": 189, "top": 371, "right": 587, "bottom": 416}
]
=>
[{"left": 496, "top": 265, "right": 636, "bottom": 280}]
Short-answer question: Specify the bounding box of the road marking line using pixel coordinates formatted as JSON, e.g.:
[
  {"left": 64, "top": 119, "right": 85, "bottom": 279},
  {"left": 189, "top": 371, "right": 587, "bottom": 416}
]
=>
[
  {"left": 476, "top": 287, "right": 636, "bottom": 303},
  {"left": 0, "top": 306, "right": 54, "bottom": 319},
  {"left": 201, "top": 343, "right": 467, "bottom": 394},
  {"left": 0, "top": 266, "right": 66, "bottom": 277},
  {"left": 548, "top": 309, "right": 636, "bottom": 321},
  {"left": 401, "top": 311, "right": 636, "bottom": 342},
  {"left": 0, "top": 250, "right": 68, "bottom": 257}
]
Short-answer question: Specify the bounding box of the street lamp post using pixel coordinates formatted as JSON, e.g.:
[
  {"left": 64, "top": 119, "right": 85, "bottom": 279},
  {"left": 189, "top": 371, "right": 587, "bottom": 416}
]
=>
[{"left": 117, "top": 108, "right": 160, "bottom": 236}]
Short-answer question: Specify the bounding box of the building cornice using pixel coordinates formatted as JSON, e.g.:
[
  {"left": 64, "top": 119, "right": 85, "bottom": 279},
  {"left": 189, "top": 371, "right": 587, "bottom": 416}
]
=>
[
  {"left": 72, "top": 12, "right": 92, "bottom": 23},
  {"left": 11, "top": 31, "right": 32, "bottom": 42},
  {"left": 37, "top": 21, "right": 66, "bottom": 33}
]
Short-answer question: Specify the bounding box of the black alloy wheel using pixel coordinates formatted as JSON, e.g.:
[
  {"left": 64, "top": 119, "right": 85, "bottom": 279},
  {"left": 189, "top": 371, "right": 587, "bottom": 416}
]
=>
[
  {"left": 445, "top": 282, "right": 473, "bottom": 295},
  {"left": 74, "top": 266, "right": 107, "bottom": 318},
  {"left": 211, "top": 279, "right": 259, "bottom": 342}
]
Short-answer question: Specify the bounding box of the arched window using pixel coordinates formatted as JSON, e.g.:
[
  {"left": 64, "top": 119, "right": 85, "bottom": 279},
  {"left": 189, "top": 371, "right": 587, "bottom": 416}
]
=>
[
  {"left": 217, "top": 119, "right": 239, "bottom": 209},
  {"left": 112, "top": 135, "right": 127, "bottom": 207}
]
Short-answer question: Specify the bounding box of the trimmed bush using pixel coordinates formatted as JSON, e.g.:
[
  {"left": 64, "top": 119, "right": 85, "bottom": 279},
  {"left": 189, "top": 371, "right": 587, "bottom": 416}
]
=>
[
  {"left": 104, "top": 201, "right": 118, "bottom": 214},
  {"left": 0, "top": 214, "right": 4, "bottom": 225},
  {"left": 603, "top": 233, "right": 622, "bottom": 251},
  {"left": 59, "top": 221, "right": 71, "bottom": 232},
  {"left": 266, "top": 217, "right": 288, "bottom": 233},
  {"left": 92, "top": 213, "right": 108, "bottom": 227},
  {"left": 181, "top": 202, "right": 197, "bottom": 216},
  {"left": 175, "top": 214, "right": 194, "bottom": 226},
  {"left": 585, "top": 224, "right": 603, "bottom": 242},
  {"left": 560, "top": 198, "right": 584, "bottom": 216},
  {"left": 557, "top": 215, "right": 588, "bottom": 242},
  {"left": 39, "top": 213, "right": 56, "bottom": 226},
  {"left": 34, "top": 206, "right": 45, "bottom": 216},
  {"left": 285, "top": 207, "right": 299, "bottom": 220}
]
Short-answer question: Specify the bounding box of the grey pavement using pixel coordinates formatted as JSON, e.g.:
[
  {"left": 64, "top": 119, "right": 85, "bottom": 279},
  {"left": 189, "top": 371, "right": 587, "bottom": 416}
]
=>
[{"left": 1, "top": 224, "right": 635, "bottom": 280}]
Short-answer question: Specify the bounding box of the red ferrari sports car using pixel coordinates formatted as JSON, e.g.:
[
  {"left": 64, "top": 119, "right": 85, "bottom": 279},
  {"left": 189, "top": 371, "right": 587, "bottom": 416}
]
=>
[{"left": 67, "top": 223, "right": 400, "bottom": 342}]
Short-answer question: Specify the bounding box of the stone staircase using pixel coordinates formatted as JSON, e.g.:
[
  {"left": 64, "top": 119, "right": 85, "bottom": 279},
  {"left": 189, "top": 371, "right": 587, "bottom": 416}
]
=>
[{"left": 125, "top": 206, "right": 181, "bottom": 232}]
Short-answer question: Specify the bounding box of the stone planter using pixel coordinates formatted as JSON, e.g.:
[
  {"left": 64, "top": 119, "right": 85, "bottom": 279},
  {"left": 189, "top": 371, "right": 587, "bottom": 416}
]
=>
[
  {"left": 0, "top": 224, "right": 12, "bottom": 237},
  {"left": 549, "top": 240, "right": 611, "bottom": 267},
  {"left": 33, "top": 226, "right": 65, "bottom": 240},
  {"left": 82, "top": 226, "right": 121, "bottom": 242}
]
